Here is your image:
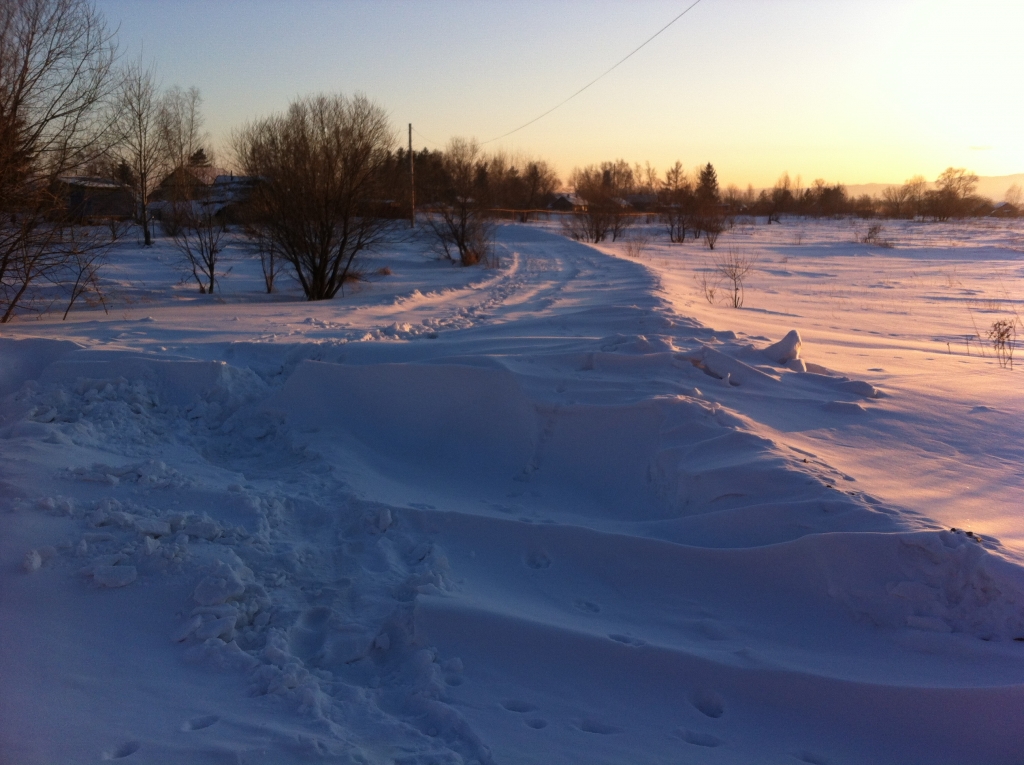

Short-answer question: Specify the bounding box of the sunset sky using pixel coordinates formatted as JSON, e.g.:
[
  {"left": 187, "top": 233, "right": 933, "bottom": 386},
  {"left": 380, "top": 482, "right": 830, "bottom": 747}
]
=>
[{"left": 96, "top": 0, "right": 1023, "bottom": 188}]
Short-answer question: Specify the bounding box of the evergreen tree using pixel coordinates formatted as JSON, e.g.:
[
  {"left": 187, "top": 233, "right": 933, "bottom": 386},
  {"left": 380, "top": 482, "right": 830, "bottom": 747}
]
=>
[
  {"left": 697, "top": 162, "right": 719, "bottom": 205},
  {"left": 189, "top": 148, "right": 211, "bottom": 167}
]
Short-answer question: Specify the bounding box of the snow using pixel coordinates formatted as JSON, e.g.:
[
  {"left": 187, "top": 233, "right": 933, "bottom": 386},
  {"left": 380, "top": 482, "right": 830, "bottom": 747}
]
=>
[{"left": 1, "top": 218, "right": 1022, "bottom": 764}]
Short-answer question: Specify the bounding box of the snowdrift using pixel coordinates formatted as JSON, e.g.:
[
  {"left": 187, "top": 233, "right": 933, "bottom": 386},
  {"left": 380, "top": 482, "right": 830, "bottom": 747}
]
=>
[{"left": 2, "top": 222, "right": 1023, "bottom": 765}]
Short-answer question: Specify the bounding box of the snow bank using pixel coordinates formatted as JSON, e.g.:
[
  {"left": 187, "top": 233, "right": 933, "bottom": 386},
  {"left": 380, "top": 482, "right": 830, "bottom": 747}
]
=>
[{"left": 2, "top": 221, "right": 1023, "bottom": 765}]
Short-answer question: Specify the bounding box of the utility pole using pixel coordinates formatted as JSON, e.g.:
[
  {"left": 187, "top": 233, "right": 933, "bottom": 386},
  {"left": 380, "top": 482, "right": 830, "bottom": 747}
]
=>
[{"left": 408, "top": 123, "right": 415, "bottom": 228}]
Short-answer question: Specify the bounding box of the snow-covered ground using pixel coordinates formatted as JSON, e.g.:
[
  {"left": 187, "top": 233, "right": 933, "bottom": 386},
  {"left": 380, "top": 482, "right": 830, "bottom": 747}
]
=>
[{"left": 1, "top": 218, "right": 1022, "bottom": 765}]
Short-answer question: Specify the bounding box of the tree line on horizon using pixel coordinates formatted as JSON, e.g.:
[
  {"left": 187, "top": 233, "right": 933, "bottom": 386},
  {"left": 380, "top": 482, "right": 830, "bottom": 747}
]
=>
[{"left": 2, "top": 0, "right": 1020, "bottom": 321}]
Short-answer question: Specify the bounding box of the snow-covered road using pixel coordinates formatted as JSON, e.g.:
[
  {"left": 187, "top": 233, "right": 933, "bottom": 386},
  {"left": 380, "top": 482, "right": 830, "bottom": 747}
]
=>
[{"left": 2, "top": 223, "right": 1023, "bottom": 764}]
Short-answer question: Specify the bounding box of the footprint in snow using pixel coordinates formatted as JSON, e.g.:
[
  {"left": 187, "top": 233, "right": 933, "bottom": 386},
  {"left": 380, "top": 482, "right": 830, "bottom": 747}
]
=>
[
  {"left": 525, "top": 718, "right": 548, "bottom": 729},
  {"left": 686, "top": 618, "right": 731, "bottom": 641},
  {"left": 823, "top": 400, "right": 865, "bottom": 415},
  {"left": 677, "top": 728, "right": 724, "bottom": 748},
  {"left": 501, "top": 700, "right": 538, "bottom": 713},
  {"left": 794, "top": 751, "right": 830, "bottom": 765},
  {"left": 608, "top": 633, "right": 646, "bottom": 647},
  {"left": 288, "top": 606, "right": 331, "bottom": 661},
  {"left": 578, "top": 719, "right": 621, "bottom": 735},
  {"left": 181, "top": 715, "right": 219, "bottom": 732},
  {"left": 102, "top": 741, "right": 140, "bottom": 759},
  {"left": 574, "top": 599, "right": 600, "bottom": 613},
  {"left": 691, "top": 689, "right": 725, "bottom": 719},
  {"left": 525, "top": 551, "right": 551, "bottom": 569}
]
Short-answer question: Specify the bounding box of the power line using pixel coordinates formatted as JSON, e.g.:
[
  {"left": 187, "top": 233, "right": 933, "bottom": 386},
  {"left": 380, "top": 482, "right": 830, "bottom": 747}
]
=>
[
  {"left": 481, "top": 0, "right": 706, "bottom": 145},
  {"left": 411, "top": 126, "right": 444, "bottom": 147}
]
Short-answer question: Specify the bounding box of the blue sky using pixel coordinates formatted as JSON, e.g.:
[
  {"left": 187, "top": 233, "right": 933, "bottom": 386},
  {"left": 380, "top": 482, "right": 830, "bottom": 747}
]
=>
[{"left": 96, "top": 0, "right": 1024, "bottom": 187}]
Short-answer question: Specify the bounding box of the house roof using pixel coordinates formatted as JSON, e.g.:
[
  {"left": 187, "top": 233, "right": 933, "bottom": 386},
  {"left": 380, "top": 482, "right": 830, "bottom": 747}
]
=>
[
  {"left": 161, "top": 166, "right": 232, "bottom": 187},
  {"left": 56, "top": 176, "right": 124, "bottom": 190}
]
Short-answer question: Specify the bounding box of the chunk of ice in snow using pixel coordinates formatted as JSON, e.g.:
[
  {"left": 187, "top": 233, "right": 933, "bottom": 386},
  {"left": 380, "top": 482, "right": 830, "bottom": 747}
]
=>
[
  {"left": 836, "top": 379, "right": 880, "bottom": 398},
  {"left": 134, "top": 517, "right": 171, "bottom": 536},
  {"left": 907, "top": 615, "right": 953, "bottom": 633},
  {"left": 171, "top": 615, "right": 203, "bottom": 642},
  {"left": 182, "top": 519, "right": 221, "bottom": 541},
  {"left": 762, "top": 330, "right": 802, "bottom": 363},
  {"left": 195, "top": 615, "right": 237, "bottom": 641},
  {"left": 193, "top": 561, "right": 247, "bottom": 605},
  {"left": 22, "top": 550, "right": 42, "bottom": 573},
  {"left": 92, "top": 565, "right": 137, "bottom": 588}
]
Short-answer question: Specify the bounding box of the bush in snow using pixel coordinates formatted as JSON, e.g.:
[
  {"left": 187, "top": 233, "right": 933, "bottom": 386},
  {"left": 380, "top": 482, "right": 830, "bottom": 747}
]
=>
[
  {"left": 713, "top": 248, "right": 756, "bottom": 308},
  {"left": 424, "top": 138, "right": 495, "bottom": 267},
  {"left": 234, "top": 94, "right": 396, "bottom": 300}
]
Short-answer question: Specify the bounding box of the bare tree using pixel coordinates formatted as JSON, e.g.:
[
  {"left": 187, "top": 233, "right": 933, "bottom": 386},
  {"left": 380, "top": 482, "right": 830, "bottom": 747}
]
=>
[
  {"left": 169, "top": 189, "right": 224, "bottom": 293},
  {"left": 659, "top": 161, "right": 692, "bottom": 243},
  {"left": 485, "top": 152, "right": 558, "bottom": 221},
  {"left": 903, "top": 175, "right": 928, "bottom": 218},
  {"left": 713, "top": 248, "right": 755, "bottom": 308},
  {"left": 60, "top": 222, "right": 118, "bottom": 318},
  {"left": 703, "top": 217, "right": 725, "bottom": 250},
  {"left": 928, "top": 167, "right": 978, "bottom": 220},
  {"left": 153, "top": 83, "right": 223, "bottom": 290},
  {"left": 881, "top": 184, "right": 911, "bottom": 218},
  {"left": 155, "top": 84, "right": 210, "bottom": 236},
  {"left": 0, "top": 0, "right": 118, "bottom": 323},
  {"left": 694, "top": 263, "right": 719, "bottom": 305},
  {"left": 563, "top": 163, "right": 634, "bottom": 243},
  {"left": 111, "top": 59, "right": 165, "bottom": 246},
  {"left": 426, "top": 137, "right": 494, "bottom": 266},
  {"left": 251, "top": 226, "right": 285, "bottom": 293},
  {"left": 762, "top": 172, "right": 795, "bottom": 224},
  {"left": 1004, "top": 183, "right": 1022, "bottom": 209},
  {"left": 234, "top": 93, "right": 395, "bottom": 300},
  {"left": 157, "top": 85, "right": 206, "bottom": 172}
]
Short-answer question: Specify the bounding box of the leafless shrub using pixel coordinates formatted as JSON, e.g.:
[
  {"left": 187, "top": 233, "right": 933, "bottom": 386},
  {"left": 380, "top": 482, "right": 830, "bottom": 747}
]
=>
[
  {"left": 157, "top": 86, "right": 207, "bottom": 173},
  {"left": 563, "top": 163, "right": 635, "bottom": 243},
  {"left": 561, "top": 207, "right": 614, "bottom": 243},
  {"left": 714, "top": 248, "right": 756, "bottom": 308},
  {"left": 425, "top": 138, "right": 495, "bottom": 267},
  {"left": 987, "top": 318, "right": 1017, "bottom": 368},
  {"left": 659, "top": 162, "right": 693, "bottom": 243},
  {"left": 661, "top": 206, "right": 689, "bottom": 243},
  {"left": 693, "top": 265, "right": 719, "bottom": 305},
  {"left": 608, "top": 210, "right": 635, "bottom": 242},
  {"left": 860, "top": 224, "right": 893, "bottom": 248},
  {"left": 111, "top": 59, "right": 165, "bottom": 247},
  {"left": 168, "top": 192, "right": 224, "bottom": 294},
  {"left": 624, "top": 232, "right": 651, "bottom": 258},
  {"left": 247, "top": 226, "right": 285, "bottom": 294},
  {"left": 61, "top": 225, "right": 118, "bottom": 319},
  {"left": 234, "top": 94, "right": 395, "bottom": 300},
  {"left": 428, "top": 203, "right": 494, "bottom": 266},
  {"left": 702, "top": 215, "right": 725, "bottom": 250}
]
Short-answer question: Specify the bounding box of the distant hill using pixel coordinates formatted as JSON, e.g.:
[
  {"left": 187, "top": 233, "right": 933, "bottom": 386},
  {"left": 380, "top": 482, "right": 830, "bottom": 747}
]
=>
[{"left": 845, "top": 173, "right": 1024, "bottom": 202}]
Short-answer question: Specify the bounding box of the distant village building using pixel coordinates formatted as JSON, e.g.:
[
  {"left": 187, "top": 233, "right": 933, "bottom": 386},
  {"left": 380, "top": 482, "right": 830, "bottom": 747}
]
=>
[
  {"left": 150, "top": 165, "right": 228, "bottom": 204},
  {"left": 990, "top": 202, "right": 1019, "bottom": 218},
  {"left": 624, "top": 193, "right": 658, "bottom": 211},
  {"left": 149, "top": 167, "right": 258, "bottom": 223},
  {"left": 52, "top": 176, "right": 134, "bottom": 220},
  {"left": 550, "top": 193, "right": 587, "bottom": 212}
]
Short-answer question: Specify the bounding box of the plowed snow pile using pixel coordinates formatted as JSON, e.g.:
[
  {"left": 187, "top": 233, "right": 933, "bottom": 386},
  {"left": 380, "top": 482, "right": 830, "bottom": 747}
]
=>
[{"left": 1, "top": 220, "right": 1022, "bottom": 764}]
